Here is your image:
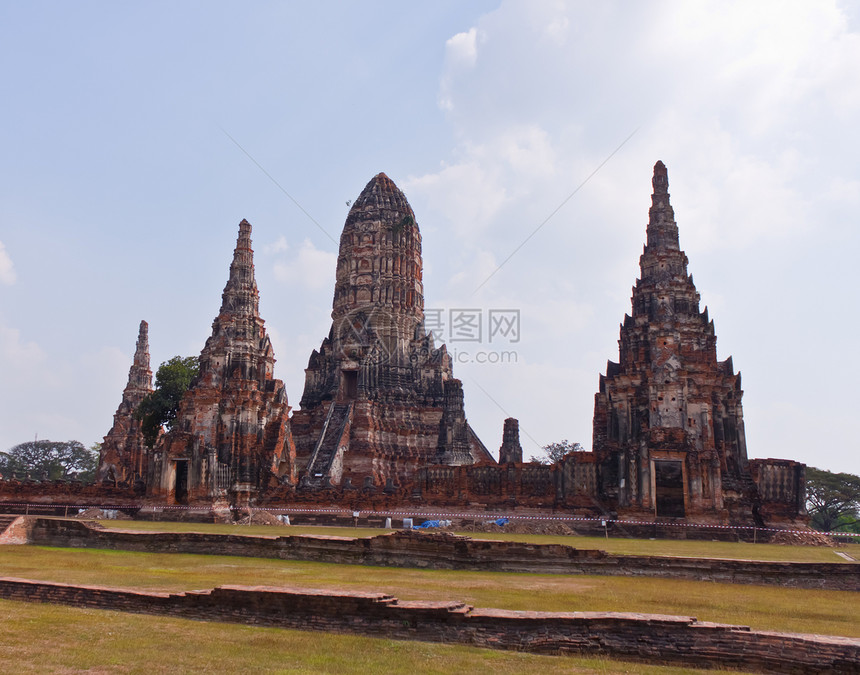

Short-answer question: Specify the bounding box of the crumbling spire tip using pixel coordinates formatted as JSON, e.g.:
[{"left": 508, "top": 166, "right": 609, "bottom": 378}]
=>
[{"left": 652, "top": 161, "right": 669, "bottom": 195}]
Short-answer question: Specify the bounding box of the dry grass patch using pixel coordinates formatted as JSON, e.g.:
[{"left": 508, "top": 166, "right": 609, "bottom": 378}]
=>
[
  {"left": 0, "top": 599, "right": 734, "bottom": 674},
  {"left": 1, "top": 545, "right": 857, "bottom": 637},
  {"left": 95, "top": 519, "right": 860, "bottom": 563},
  {"left": 461, "top": 531, "right": 860, "bottom": 563}
]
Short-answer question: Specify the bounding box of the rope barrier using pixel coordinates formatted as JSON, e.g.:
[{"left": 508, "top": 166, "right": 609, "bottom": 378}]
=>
[{"left": 2, "top": 501, "right": 857, "bottom": 538}]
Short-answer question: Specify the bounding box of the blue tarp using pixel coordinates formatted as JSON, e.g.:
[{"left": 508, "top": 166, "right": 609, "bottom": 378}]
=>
[{"left": 413, "top": 518, "right": 508, "bottom": 529}]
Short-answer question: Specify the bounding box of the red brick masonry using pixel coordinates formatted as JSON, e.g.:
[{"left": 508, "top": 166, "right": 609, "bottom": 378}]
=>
[{"left": 0, "top": 576, "right": 857, "bottom": 673}]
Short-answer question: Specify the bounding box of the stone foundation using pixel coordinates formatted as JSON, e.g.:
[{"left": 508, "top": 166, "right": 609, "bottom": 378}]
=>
[
  {"left": 0, "top": 576, "right": 856, "bottom": 673},
  {"left": 21, "top": 518, "right": 860, "bottom": 591}
]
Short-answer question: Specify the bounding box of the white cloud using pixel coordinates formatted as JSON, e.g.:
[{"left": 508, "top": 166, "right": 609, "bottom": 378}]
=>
[
  {"left": 0, "top": 241, "right": 16, "bottom": 285},
  {"left": 272, "top": 238, "right": 336, "bottom": 291},
  {"left": 543, "top": 15, "right": 569, "bottom": 45},
  {"left": 825, "top": 177, "right": 860, "bottom": 206},
  {"left": 406, "top": 159, "right": 508, "bottom": 240},
  {"left": 427, "top": 0, "right": 860, "bottom": 259},
  {"left": 263, "top": 235, "right": 289, "bottom": 254},
  {"left": 650, "top": 0, "right": 860, "bottom": 133},
  {"left": 446, "top": 27, "right": 479, "bottom": 68},
  {"left": 439, "top": 27, "right": 483, "bottom": 111},
  {"left": 497, "top": 125, "right": 557, "bottom": 178},
  {"left": 405, "top": 124, "right": 557, "bottom": 250},
  {"left": 0, "top": 323, "right": 46, "bottom": 369},
  {"left": 659, "top": 129, "right": 810, "bottom": 251},
  {"left": 440, "top": 248, "right": 500, "bottom": 295}
]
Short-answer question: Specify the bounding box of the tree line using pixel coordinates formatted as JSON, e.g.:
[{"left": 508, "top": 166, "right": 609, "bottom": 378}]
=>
[{"left": 0, "top": 440, "right": 100, "bottom": 482}]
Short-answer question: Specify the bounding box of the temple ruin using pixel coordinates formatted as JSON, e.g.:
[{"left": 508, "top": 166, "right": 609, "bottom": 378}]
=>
[
  {"left": 82, "top": 164, "right": 807, "bottom": 525},
  {"left": 145, "top": 220, "right": 295, "bottom": 505},
  {"left": 291, "top": 173, "right": 493, "bottom": 489},
  {"left": 592, "top": 161, "right": 805, "bottom": 523},
  {"left": 95, "top": 320, "right": 152, "bottom": 486},
  {"left": 410, "top": 162, "right": 805, "bottom": 524}
]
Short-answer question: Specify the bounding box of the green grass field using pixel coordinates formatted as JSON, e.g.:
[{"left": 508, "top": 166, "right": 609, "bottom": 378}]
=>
[
  {"left": 1, "top": 544, "right": 857, "bottom": 637},
  {"left": 3, "top": 522, "right": 855, "bottom": 674},
  {"left": 97, "top": 518, "right": 860, "bottom": 563},
  {"left": 0, "top": 598, "right": 740, "bottom": 675}
]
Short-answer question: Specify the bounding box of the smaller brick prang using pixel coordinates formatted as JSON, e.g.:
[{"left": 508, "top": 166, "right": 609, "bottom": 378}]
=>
[{"left": 498, "top": 418, "right": 523, "bottom": 465}]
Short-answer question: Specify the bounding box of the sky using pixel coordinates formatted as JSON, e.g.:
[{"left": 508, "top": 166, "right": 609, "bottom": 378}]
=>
[{"left": 1, "top": 1, "right": 858, "bottom": 476}]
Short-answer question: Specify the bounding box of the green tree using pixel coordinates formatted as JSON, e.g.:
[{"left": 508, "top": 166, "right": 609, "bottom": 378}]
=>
[
  {"left": 529, "top": 439, "right": 583, "bottom": 464},
  {"left": 0, "top": 440, "right": 99, "bottom": 482},
  {"left": 805, "top": 467, "right": 860, "bottom": 532},
  {"left": 134, "top": 356, "right": 199, "bottom": 447}
]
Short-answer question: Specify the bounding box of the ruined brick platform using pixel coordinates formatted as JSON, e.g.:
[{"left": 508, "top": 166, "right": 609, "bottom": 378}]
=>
[
  {"left": 0, "top": 576, "right": 857, "bottom": 673},
  {"left": 16, "top": 518, "right": 860, "bottom": 591}
]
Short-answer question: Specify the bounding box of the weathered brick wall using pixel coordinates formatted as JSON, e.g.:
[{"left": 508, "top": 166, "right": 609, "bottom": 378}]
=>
[
  {"left": 25, "top": 519, "right": 860, "bottom": 591},
  {"left": 411, "top": 456, "right": 603, "bottom": 511},
  {"left": 0, "top": 577, "right": 857, "bottom": 673},
  {"left": 750, "top": 459, "right": 807, "bottom": 522},
  {"left": 0, "top": 481, "right": 137, "bottom": 505},
  {"left": 0, "top": 451, "right": 802, "bottom": 528}
]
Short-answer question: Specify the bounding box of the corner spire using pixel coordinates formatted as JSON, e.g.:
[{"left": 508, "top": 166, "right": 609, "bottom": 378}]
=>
[
  {"left": 136, "top": 319, "right": 149, "bottom": 354},
  {"left": 95, "top": 320, "right": 153, "bottom": 483},
  {"left": 646, "top": 160, "right": 679, "bottom": 250},
  {"left": 219, "top": 219, "right": 260, "bottom": 318},
  {"left": 652, "top": 160, "right": 669, "bottom": 194},
  {"left": 129, "top": 320, "right": 152, "bottom": 388}
]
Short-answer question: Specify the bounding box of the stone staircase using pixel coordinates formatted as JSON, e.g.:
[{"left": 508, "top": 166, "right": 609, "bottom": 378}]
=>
[
  {"left": 0, "top": 514, "right": 27, "bottom": 544},
  {"left": 305, "top": 402, "right": 353, "bottom": 488}
]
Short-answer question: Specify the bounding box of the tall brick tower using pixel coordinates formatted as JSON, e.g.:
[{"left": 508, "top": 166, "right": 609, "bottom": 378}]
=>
[
  {"left": 96, "top": 320, "right": 153, "bottom": 484},
  {"left": 330, "top": 172, "right": 424, "bottom": 355},
  {"left": 593, "top": 162, "right": 755, "bottom": 522},
  {"left": 149, "top": 220, "right": 295, "bottom": 505},
  {"left": 293, "top": 173, "right": 492, "bottom": 487}
]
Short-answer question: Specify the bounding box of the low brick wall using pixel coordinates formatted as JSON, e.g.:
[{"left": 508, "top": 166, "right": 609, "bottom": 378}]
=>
[
  {"left": 0, "top": 576, "right": 857, "bottom": 673},
  {"left": 23, "top": 518, "right": 860, "bottom": 591}
]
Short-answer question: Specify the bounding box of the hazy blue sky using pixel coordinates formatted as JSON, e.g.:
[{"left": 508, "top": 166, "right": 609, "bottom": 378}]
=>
[{"left": 1, "top": 1, "right": 858, "bottom": 475}]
